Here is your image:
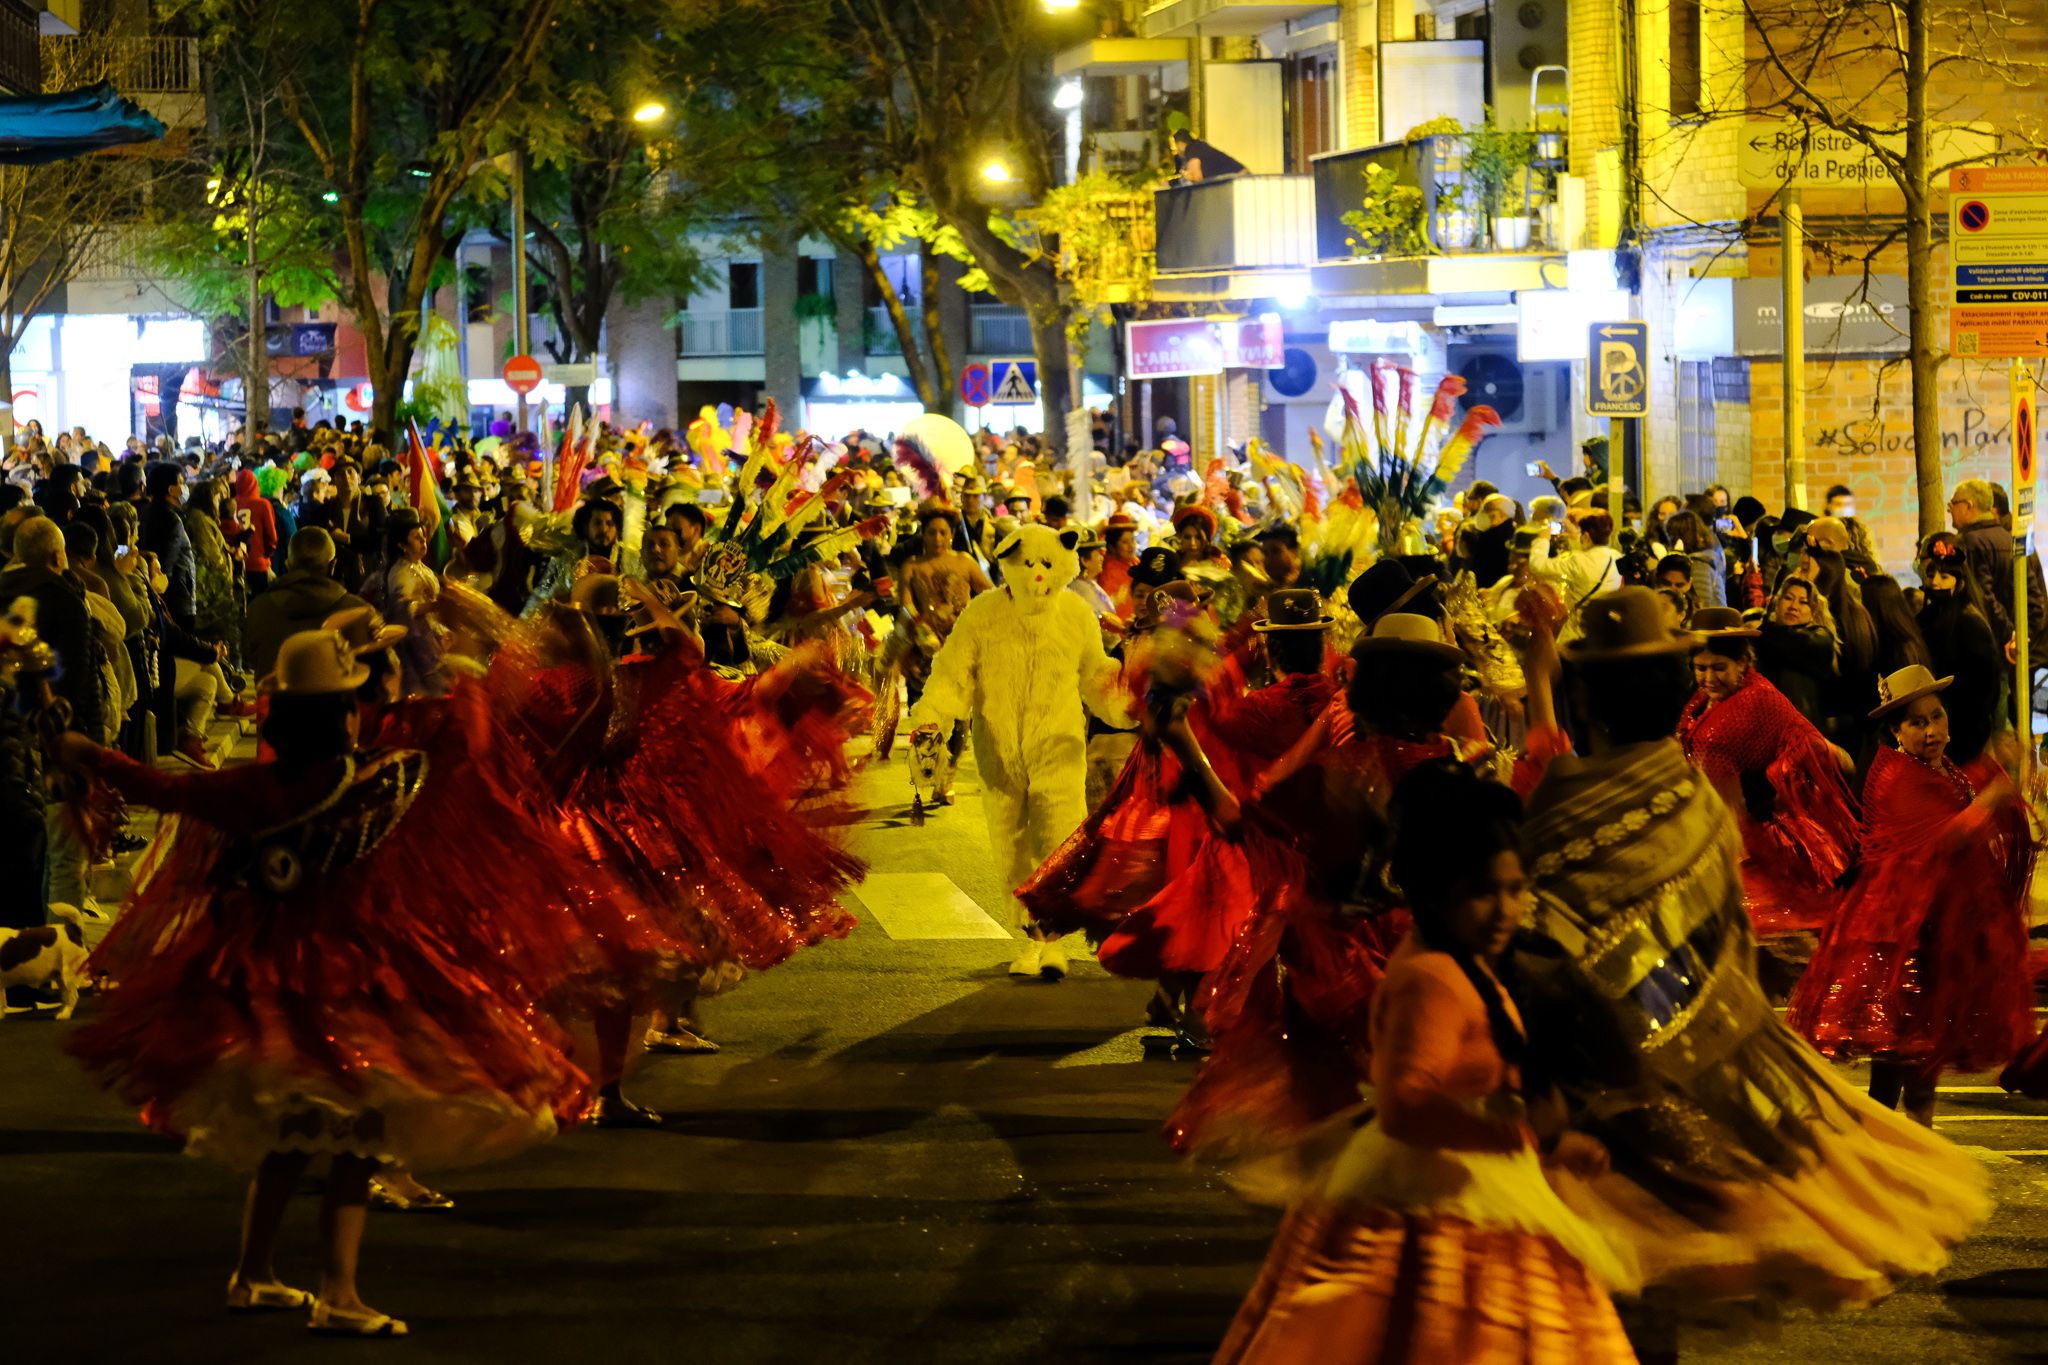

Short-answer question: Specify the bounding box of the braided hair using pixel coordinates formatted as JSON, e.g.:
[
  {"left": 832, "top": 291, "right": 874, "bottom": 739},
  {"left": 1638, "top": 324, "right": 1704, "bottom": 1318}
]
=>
[{"left": 1388, "top": 760, "right": 1530, "bottom": 1086}]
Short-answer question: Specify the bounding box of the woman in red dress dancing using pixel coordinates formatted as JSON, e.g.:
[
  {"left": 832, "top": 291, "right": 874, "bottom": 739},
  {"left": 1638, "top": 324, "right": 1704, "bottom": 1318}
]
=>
[
  {"left": 65, "top": 631, "right": 594, "bottom": 1336},
  {"left": 1678, "top": 606, "right": 1858, "bottom": 954},
  {"left": 1789, "top": 664, "right": 2032, "bottom": 1122}
]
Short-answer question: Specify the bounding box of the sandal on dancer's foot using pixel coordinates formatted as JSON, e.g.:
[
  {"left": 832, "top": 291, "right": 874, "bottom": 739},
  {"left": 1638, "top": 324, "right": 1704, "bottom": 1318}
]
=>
[
  {"left": 368, "top": 1176, "right": 455, "bottom": 1212},
  {"left": 591, "top": 1095, "right": 665, "bottom": 1129},
  {"left": 309, "top": 1300, "right": 409, "bottom": 1337},
  {"left": 227, "top": 1277, "right": 313, "bottom": 1313},
  {"left": 643, "top": 1026, "right": 719, "bottom": 1055}
]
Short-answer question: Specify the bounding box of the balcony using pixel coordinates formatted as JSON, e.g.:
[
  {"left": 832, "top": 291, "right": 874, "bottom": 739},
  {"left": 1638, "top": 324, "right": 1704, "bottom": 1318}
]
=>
[
  {"left": 679, "top": 307, "right": 763, "bottom": 357},
  {"left": 969, "top": 306, "right": 1033, "bottom": 355},
  {"left": 1052, "top": 36, "right": 1189, "bottom": 79},
  {"left": 1150, "top": 175, "right": 1313, "bottom": 301},
  {"left": 1139, "top": 1, "right": 1332, "bottom": 38},
  {"left": 42, "top": 35, "right": 196, "bottom": 91},
  {"left": 1310, "top": 135, "right": 1568, "bottom": 297},
  {"left": 0, "top": 0, "right": 36, "bottom": 95}
]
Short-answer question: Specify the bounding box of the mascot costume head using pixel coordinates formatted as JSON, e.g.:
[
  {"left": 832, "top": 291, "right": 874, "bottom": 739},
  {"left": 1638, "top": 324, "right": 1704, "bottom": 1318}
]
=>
[{"left": 994, "top": 523, "right": 1080, "bottom": 614}]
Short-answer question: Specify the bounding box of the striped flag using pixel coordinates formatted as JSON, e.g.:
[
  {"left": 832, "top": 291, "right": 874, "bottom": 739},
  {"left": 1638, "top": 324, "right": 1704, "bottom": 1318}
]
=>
[{"left": 404, "top": 419, "right": 451, "bottom": 566}]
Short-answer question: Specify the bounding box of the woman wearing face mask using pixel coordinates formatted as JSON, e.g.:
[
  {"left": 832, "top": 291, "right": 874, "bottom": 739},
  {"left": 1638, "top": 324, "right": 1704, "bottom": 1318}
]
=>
[
  {"left": 1915, "top": 532, "right": 2004, "bottom": 764},
  {"left": 1679, "top": 608, "right": 1859, "bottom": 947},
  {"left": 1215, "top": 761, "right": 1636, "bottom": 1364},
  {"left": 1791, "top": 666, "right": 2030, "bottom": 1125}
]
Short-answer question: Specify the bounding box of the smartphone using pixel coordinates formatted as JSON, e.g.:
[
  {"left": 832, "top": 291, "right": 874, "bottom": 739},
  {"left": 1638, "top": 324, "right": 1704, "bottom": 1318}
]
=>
[
  {"left": 1549, "top": 519, "right": 1563, "bottom": 536},
  {"left": 1525, "top": 461, "right": 1543, "bottom": 477},
  {"left": 1714, "top": 515, "right": 1736, "bottom": 534}
]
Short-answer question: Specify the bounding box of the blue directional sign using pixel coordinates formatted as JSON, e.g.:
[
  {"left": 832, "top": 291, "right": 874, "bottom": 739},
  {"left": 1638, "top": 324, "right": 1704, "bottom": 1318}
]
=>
[{"left": 1587, "top": 321, "right": 1649, "bottom": 417}]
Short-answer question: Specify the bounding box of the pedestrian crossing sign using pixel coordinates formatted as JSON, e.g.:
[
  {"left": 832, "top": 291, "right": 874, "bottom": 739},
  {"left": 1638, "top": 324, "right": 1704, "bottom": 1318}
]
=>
[{"left": 990, "top": 359, "right": 1038, "bottom": 405}]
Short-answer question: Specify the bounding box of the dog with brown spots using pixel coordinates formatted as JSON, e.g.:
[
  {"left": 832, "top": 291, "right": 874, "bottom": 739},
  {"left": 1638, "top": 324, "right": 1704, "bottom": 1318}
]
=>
[{"left": 0, "top": 904, "right": 89, "bottom": 1019}]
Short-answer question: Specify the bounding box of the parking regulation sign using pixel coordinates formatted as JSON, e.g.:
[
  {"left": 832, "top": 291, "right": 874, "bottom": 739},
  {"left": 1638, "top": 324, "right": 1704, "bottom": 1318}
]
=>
[
  {"left": 1586, "top": 321, "right": 1649, "bottom": 417},
  {"left": 959, "top": 363, "right": 992, "bottom": 408},
  {"left": 1950, "top": 166, "right": 2048, "bottom": 357}
]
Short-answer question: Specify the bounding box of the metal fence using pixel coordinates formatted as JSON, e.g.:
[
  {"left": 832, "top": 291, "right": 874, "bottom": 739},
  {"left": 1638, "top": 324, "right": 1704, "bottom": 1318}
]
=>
[
  {"left": 679, "top": 308, "right": 764, "bottom": 357},
  {"left": 0, "top": 1, "right": 36, "bottom": 96},
  {"left": 969, "top": 307, "right": 1031, "bottom": 355},
  {"left": 42, "top": 36, "right": 199, "bottom": 94}
]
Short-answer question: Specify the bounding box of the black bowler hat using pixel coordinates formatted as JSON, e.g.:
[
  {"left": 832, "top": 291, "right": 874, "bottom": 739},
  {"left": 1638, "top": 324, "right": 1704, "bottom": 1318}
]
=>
[
  {"left": 1130, "top": 545, "right": 1183, "bottom": 589},
  {"left": 1253, "top": 588, "right": 1334, "bottom": 633}
]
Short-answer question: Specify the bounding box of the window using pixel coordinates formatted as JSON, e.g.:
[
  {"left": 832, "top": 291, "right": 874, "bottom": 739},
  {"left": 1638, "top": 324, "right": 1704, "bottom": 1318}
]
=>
[
  {"left": 797, "top": 256, "right": 834, "bottom": 297},
  {"left": 1669, "top": 0, "right": 1703, "bottom": 119},
  {"left": 727, "top": 261, "right": 761, "bottom": 309},
  {"left": 1287, "top": 49, "right": 1338, "bottom": 173}
]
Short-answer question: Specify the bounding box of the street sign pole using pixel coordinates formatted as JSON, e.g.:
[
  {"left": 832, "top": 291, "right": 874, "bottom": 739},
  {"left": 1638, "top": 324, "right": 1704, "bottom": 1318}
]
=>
[
  {"left": 1782, "top": 189, "right": 1807, "bottom": 512},
  {"left": 2013, "top": 357, "right": 2037, "bottom": 776},
  {"left": 1587, "top": 320, "right": 1650, "bottom": 535},
  {"left": 511, "top": 144, "right": 530, "bottom": 437}
]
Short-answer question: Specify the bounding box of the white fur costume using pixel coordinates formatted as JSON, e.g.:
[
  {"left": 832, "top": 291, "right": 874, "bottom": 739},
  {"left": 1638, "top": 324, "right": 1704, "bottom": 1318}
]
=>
[{"left": 910, "top": 524, "right": 1129, "bottom": 929}]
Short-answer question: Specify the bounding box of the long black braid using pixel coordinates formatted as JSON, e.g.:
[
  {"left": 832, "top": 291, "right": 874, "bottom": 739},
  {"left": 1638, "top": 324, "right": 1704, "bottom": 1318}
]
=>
[{"left": 1387, "top": 760, "right": 1532, "bottom": 1092}]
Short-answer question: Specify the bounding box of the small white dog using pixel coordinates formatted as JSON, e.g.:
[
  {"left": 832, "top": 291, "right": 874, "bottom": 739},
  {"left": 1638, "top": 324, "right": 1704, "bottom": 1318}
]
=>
[{"left": 0, "top": 904, "right": 90, "bottom": 1019}]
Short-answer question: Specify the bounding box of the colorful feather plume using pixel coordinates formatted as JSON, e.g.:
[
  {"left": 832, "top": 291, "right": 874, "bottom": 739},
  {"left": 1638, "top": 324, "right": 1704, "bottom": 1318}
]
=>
[{"left": 892, "top": 433, "right": 945, "bottom": 500}]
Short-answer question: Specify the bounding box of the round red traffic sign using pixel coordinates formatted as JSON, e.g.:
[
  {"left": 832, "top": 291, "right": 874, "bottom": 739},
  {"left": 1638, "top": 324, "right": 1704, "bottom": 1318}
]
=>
[
  {"left": 959, "top": 363, "right": 992, "bottom": 407},
  {"left": 503, "top": 354, "right": 543, "bottom": 395},
  {"left": 1960, "top": 200, "right": 1991, "bottom": 232}
]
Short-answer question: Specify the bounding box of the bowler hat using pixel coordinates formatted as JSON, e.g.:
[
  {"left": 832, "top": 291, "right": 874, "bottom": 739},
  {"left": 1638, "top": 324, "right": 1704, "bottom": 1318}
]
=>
[
  {"left": 1253, "top": 588, "right": 1334, "bottom": 633},
  {"left": 1560, "top": 587, "right": 1700, "bottom": 662},
  {"left": 1350, "top": 612, "right": 1461, "bottom": 662},
  {"left": 1871, "top": 663, "right": 1953, "bottom": 718},
  {"left": 1689, "top": 605, "right": 1760, "bottom": 639},
  {"left": 260, "top": 630, "right": 370, "bottom": 695},
  {"left": 323, "top": 605, "right": 406, "bottom": 656}
]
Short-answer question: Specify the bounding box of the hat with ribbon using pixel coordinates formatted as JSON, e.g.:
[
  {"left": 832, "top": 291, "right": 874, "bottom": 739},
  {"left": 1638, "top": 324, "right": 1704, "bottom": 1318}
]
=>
[
  {"left": 1253, "top": 587, "right": 1334, "bottom": 633},
  {"left": 1689, "top": 605, "right": 1761, "bottom": 639},
  {"left": 261, "top": 629, "right": 370, "bottom": 695},
  {"left": 1871, "top": 663, "right": 1953, "bottom": 718},
  {"left": 322, "top": 605, "right": 406, "bottom": 656}
]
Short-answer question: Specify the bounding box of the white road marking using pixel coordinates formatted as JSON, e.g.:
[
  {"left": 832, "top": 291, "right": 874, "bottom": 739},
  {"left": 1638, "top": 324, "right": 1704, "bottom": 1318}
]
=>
[{"left": 854, "top": 872, "right": 1014, "bottom": 940}]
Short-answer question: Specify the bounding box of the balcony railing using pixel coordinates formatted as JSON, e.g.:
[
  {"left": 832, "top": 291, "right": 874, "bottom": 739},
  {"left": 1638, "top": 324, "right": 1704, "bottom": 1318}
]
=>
[
  {"left": 0, "top": 0, "right": 36, "bottom": 97},
  {"left": 969, "top": 307, "right": 1032, "bottom": 355},
  {"left": 42, "top": 36, "right": 198, "bottom": 94},
  {"left": 1153, "top": 174, "right": 1315, "bottom": 274},
  {"left": 1313, "top": 130, "right": 1568, "bottom": 263},
  {"left": 679, "top": 307, "right": 765, "bottom": 357},
  {"left": 866, "top": 304, "right": 915, "bottom": 356}
]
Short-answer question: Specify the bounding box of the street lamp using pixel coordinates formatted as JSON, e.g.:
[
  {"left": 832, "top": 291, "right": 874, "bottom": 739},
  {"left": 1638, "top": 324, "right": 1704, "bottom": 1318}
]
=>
[
  {"left": 1053, "top": 80, "right": 1083, "bottom": 111},
  {"left": 631, "top": 100, "right": 667, "bottom": 125},
  {"left": 1040, "top": 0, "right": 1082, "bottom": 10},
  {"left": 980, "top": 157, "right": 1013, "bottom": 184}
]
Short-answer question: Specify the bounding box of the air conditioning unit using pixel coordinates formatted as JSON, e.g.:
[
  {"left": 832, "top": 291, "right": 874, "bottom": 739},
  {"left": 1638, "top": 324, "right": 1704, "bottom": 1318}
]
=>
[
  {"left": 1260, "top": 342, "right": 1333, "bottom": 407},
  {"left": 1445, "top": 346, "right": 1565, "bottom": 439}
]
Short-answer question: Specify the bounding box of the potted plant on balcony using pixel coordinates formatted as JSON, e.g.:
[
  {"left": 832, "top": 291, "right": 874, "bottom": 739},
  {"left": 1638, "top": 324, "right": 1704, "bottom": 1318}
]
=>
[
  {"left": 1463, "top": 108, "right": 1537, "bottom": 252},
  {"left": 1405, "top": 116, "right": 1476, "bottom": 249},
  {"left": 1341, "top": 163, "right": 1426, "bottom": 260}
]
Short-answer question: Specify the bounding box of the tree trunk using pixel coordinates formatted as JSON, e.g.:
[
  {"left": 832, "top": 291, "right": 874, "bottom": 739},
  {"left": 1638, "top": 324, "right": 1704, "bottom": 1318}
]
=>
[
  {"left": 1905, "top": 0, "right": 1942, "bottom": 540},
  {"left": 1028, "top": 308, "right": 1073, "bottom": 456},
  {"left": 761, "top": 238, "right": 803, "bottom": 419},
  {"left": 0, "top": 340, "right": 17, "bottom": 449},
  {"left": 245, "top": 266, "right": 271, "bottom": 437},
  {"left": 863, "top": 244, "right": 938, "bottom": 408},
  {"left": 918, "top": 239, "right": 955, "bottom": 414}
]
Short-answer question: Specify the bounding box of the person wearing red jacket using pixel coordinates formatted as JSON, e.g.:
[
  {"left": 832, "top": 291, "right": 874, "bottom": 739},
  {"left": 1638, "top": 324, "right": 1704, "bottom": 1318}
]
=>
[{"left": 231, "top": 466, "right": 280, "bottom": 588}]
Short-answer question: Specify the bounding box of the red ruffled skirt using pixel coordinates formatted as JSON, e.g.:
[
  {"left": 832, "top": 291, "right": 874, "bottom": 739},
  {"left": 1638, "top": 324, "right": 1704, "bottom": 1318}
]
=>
[
  {"left": 1020, "top": 741, "right": 1215, "bottom": 945},
  {"left": 1169, "top": 891, "right": 1407, "bottom": 1160},
  {"left": 69, "top": 757, "right": 600, "bottom": 1172},
  {"left": 567, "top": 661, "right": 861, "bottom": 974}
]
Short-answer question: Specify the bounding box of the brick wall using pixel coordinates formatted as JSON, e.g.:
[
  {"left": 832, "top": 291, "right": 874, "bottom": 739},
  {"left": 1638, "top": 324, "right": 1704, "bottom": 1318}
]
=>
[
  {"left": 1747, "top": 353, "right": 2017, "bottom": 574},
  {"left": 1340, "top": 0, "right": 1376, "bottom": 146}
]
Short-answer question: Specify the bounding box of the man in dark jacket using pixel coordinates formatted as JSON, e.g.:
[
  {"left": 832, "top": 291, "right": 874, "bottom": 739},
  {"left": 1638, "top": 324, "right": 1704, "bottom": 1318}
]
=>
[
  {"left": 244, "top": 527, "right": 368, "bottom": 677},
  {"left": 139, "top": 462, "right": 197, "bottom": 630}
]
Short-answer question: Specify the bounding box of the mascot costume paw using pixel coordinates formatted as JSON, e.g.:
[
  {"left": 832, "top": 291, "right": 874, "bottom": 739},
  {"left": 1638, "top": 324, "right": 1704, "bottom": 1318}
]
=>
[{"left": 908, "top": 524, "right": 1131, "bottom": 977}]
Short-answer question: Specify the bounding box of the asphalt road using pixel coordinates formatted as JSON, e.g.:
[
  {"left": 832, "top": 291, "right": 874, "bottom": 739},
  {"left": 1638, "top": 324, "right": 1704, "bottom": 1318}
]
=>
[{"left": 7, "top": 747, "right": 2048, "bottom": 1363}]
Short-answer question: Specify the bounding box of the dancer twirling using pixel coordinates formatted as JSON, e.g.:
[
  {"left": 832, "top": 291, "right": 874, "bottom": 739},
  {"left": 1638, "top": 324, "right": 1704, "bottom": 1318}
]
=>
[
  {"left": 1790, "top": 664, "right": 2033, "bottom": 1121},
  {"left": 65, "top": 630, "right": 596, "bottom": 1335}
]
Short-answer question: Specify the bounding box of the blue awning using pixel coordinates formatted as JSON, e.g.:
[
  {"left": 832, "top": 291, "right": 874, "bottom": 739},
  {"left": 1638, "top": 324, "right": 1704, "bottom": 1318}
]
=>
[{"left": 0, "top": 81, "right": 165, "bottom": 164}]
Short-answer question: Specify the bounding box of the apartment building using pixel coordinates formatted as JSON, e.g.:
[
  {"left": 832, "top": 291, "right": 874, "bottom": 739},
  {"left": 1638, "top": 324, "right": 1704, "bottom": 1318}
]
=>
[{"left": 1060, "top": 0, "right": 2045, "bottom": 568}]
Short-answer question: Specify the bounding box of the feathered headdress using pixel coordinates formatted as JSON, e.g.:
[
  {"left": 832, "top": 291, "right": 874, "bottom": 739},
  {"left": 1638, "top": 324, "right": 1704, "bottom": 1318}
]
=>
[{"left": 696, "top": 434, "right": 889, "bottom": 623}]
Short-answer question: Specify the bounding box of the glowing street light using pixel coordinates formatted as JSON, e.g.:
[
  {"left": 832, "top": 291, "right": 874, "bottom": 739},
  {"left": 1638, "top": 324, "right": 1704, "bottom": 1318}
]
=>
[
  {"left": 1040, "top": 0, "right": 1082, "bottom": 10},
  {"left": 980, "top": 157, "right": 1013, "bottom": 185},
  {"left": 1053, "top": 80, "right": 1083, "bottom": 111},
  {"left": 631, "top": 100, "right": 667, "bottom": 125}
]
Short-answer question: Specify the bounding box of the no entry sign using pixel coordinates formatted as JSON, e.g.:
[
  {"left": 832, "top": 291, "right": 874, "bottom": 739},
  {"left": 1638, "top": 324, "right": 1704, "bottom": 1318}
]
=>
[{"left": 503, "top": 354, "right": 543, "bottom": 395}]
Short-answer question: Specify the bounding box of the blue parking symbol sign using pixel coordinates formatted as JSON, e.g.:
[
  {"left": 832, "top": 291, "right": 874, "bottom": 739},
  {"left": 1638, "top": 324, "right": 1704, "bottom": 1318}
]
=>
[{"left": 1587, "top": 322, "right": 1649, "bottom": 417}]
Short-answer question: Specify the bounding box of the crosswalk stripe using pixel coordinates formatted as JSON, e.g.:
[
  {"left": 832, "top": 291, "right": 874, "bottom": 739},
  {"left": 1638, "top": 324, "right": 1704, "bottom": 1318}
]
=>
[{"left": 853, "top": 872, "right": 1013, "bottom": 940}]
